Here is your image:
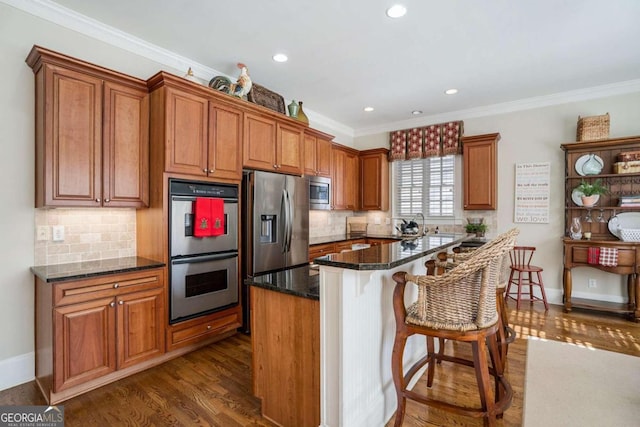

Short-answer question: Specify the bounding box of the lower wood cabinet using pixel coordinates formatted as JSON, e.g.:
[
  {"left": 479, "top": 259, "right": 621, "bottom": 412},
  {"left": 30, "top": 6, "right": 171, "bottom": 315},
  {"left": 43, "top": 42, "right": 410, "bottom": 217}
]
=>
[
  {"left": 166, "top": 307, "right": 241, "bottom": 352},
  {"left": 36, "top": 268, "right": 166, "bottom": 403},
  {"left": 251, "top": 286, "right": 320, "bottom": 427}
]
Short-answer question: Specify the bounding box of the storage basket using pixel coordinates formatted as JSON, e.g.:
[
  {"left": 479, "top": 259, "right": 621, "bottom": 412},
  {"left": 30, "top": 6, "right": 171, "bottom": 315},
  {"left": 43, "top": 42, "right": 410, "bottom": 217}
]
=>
[
  {"left": 613, "top": 161, "right": 640, "bottom": 174},
  {"left": 617, "top": 150, "right": 640, "bottom": 162},
  {"left": 619, "top": 228, "right": 640, "bottom": 242},
  {"left": 576, "top": 113, "right": 610, "bottom": 141}
]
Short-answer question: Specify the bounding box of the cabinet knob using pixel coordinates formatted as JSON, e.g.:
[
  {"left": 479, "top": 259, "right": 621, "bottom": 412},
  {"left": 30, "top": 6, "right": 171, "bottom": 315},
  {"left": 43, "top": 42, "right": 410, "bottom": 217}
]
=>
[
  {"left": 95, "top": 198, "right": 101, "bottom": 203},
  {"left": 203, "top": 168, "right": 208, "bottom": 173},
  {"left": 118, "top": 300, "right": 124, "bottom": 305},
  {"left": 208, "top": 168, "right": 215, "bottom": 173},
  {"left": 110, "top": 302, "right": 115, "bottom": 307},
  {"left": 273, "top": 164, "right": 278, "bottom": 169},
  {"left": 113, "top": 283, "right": 119, "bottom": 289},
  {"left": 206, "top": 325, "right": 212, "bottom": 330},
  {"left": 104, "top": 198, "right": 110, "bottom": 203}
]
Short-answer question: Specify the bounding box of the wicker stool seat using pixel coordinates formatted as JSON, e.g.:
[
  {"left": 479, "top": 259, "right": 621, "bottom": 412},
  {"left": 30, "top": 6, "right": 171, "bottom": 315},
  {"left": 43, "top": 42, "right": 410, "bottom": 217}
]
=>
[{"left": 391, "top": 229, "right": 518, "bottom": 427}]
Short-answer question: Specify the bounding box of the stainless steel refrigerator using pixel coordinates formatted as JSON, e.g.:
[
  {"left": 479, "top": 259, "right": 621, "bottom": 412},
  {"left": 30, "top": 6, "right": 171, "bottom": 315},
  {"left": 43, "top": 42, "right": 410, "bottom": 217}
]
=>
[{"left": 241, "top": 170, "right": 309, "bottom": 332}]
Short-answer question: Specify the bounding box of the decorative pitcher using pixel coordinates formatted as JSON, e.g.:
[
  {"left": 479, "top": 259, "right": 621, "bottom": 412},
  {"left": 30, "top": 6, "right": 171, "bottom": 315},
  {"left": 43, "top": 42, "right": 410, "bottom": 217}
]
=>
[{"left": 569, "top": 217, "right": 582, "bottom": 240}]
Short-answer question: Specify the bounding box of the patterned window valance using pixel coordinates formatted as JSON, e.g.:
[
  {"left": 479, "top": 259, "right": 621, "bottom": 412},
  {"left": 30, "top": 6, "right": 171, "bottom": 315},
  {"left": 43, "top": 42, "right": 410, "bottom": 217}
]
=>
[{"left": 388, "top": 121, "right": 464, "bottom": 161}]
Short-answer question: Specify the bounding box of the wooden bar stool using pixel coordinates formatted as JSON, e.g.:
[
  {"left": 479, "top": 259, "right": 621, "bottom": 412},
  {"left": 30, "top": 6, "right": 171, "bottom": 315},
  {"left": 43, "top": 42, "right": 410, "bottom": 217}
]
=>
[
  {"left": 391, "top": 229, "right": 519, "bottom": 427},
  {"left": 506, "top": 246, "right": 549, "bottom": 310}
]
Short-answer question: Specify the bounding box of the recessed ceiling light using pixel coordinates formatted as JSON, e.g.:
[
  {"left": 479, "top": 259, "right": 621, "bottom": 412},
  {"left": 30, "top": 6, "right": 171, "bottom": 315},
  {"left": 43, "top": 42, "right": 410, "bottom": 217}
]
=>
[
  {"left": 386, "top": 5, "right": 407, "bottom": 18},
  {"left": 364, "top": 107, "right": 375, "bottom": 112},
  {"left": 272, "top": 53, "right": 288, "bottom": 63},
  {"left": 445, "top": 88, "right": 458, "bottom": 95},
  {"left": 412, "top": 110, "right": 423, "bottom": 115}
]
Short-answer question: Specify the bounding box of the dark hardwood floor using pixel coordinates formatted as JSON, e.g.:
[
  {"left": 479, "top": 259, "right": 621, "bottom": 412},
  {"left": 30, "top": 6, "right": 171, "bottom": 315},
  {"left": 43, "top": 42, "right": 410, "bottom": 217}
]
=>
[{"left": 1, "top": 302, "right": 638, "bottom": 426}]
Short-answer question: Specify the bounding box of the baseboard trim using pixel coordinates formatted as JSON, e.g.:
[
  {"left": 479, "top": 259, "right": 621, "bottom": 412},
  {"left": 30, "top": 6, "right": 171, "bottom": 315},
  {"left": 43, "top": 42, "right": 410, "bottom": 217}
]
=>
[{"left": 0, "top": 352, "right": 34, "bottom": 391}]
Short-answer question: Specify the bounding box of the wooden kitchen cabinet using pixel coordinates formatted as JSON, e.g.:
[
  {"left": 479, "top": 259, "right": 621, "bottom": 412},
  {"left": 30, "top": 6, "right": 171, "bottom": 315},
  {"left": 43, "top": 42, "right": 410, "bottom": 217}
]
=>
[
  {"left": 36, "top": 268, "right": 166, "bottom": 403},
  {"left": 244, "top": 112, "right": 305, "bottom": 175},
  {"left": 309, "top": 242, "right": 336, "bottom": 262},
  {"left": 148, "top": 74, "right": 243, "bottom": 180},
  {"left": 332, "top": 144, "right": 359, "bottom": 210},
  {"left": 304, "top": 129, "right": 333, "bottom": 177},
  {"left": 359, "top": 148, "right": 390, "bottom": 211},
  {"left": 462, "top": 133, "right": 500, "bottom": 210},
  {"left": 27, "top": 46, "right": 149, "bottom": 208}
]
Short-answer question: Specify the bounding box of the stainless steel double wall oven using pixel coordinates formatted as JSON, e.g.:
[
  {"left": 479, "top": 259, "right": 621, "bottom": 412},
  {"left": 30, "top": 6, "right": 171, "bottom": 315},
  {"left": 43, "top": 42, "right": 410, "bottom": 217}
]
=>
[{"left": 169, "top": 179, "right": 239, "bottom": 323}]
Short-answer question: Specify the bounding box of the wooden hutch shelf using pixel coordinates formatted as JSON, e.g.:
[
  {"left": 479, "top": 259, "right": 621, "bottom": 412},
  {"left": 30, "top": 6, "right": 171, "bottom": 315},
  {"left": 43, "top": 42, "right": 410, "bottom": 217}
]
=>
[{"left": 561, "top": 135, "right": 640, "bottom": 321}]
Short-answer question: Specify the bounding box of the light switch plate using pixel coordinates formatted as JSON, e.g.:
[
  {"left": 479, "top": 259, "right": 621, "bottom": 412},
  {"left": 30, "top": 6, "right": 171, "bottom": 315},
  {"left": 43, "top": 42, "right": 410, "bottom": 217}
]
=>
[
  {"left": 37, "top": 226, "right": 49, "bottom": 241},
  {"left": 52, "top": 225, "right": 65, "bottom": 242}
]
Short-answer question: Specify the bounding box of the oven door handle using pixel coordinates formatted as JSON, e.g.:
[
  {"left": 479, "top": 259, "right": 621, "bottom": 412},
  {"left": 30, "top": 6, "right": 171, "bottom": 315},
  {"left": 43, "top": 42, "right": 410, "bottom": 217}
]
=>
[{"left": 172, "top": 252, "right": 238, "bottom": 264}]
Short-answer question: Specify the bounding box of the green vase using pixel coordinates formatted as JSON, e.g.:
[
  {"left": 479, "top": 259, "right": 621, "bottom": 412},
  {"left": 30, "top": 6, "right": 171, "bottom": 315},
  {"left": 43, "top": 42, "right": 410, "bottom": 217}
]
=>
[
  {"left": 297, "top": 101, "right": 309, "bottom": 124},
  {"left": 287, "top": 100, "right": 299, "bottom": 118}
]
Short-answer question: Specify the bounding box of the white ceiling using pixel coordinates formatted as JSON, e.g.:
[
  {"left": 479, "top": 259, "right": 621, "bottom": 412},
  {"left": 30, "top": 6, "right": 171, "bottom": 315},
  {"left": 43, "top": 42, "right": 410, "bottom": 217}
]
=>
[{"left": 46, "top": 0, "right": 640, "bottom": 134}]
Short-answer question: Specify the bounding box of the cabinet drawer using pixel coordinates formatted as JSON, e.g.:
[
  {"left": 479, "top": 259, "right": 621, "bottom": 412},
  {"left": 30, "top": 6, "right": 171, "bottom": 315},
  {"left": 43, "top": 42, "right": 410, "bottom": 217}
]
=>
[
  {"left": 571, "top": 246, "right": 636, "bottom": 267},
  {"left": 309, "top": 243, "right": 336, "bottom": 262},
  {"left": 167, "top": 310, "right": 240, "bottom": 351},
  {"left": 54, "top": 268, "right": 164, "bottom": 306}
]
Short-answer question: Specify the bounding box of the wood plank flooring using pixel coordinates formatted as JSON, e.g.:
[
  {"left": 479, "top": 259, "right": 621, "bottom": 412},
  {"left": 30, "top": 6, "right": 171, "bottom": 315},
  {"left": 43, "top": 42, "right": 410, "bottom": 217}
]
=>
[{"left": 1, "top": 303, "right": 638, "bottom": 426}]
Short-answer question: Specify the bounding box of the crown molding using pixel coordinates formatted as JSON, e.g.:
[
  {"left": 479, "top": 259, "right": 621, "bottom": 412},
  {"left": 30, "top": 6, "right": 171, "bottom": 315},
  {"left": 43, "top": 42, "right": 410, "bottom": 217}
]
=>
[{"left": 354, "top": 79, "right": 640, "bottom": 137}]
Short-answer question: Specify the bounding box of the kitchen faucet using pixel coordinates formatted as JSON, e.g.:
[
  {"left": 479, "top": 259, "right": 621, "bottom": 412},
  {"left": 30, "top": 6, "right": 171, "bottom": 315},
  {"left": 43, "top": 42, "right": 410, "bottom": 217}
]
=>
[{"left": 415, "top": 212, "right": 426, "bottom": 235}]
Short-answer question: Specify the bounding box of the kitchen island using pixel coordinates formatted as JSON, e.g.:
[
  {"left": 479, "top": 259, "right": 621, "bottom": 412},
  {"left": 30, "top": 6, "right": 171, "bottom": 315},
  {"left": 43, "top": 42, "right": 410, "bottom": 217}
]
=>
[{"left": 247, "top": 233, "right": 468, "bottom": 427}]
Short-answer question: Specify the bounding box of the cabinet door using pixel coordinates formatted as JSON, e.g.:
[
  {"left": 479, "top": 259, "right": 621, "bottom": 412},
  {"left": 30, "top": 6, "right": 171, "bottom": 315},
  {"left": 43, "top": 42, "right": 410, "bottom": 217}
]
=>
[
  {"left": 344, "top": 151, "right": 359, "bottom": 210},
  {"left": 360, "top": 150, "right": 389, "bottom": 211},
  {"left": 332, "top": 149, "right": 346, "bottom": 209},
  {"left": 208, "top": 102, "right": 243, "bottom": 180},
  {"left": 463, "top": 134, "right": 498, "bottom": 210},
  {"left": 304, "top": 134, "right": 317, "bottom": 175},
  {"left": 41, "top": 64, "right": 102, "bottom": 207},
  {"left": 243, "top": 113, "right": 277, "bottom": 171},
  {"left": 165, "top": 87, "right": 208, "bottom": 176},
  {"left": 277, "top": 123, "right": 303, "bottom": 175},
  {"left": 117, "top": 287, "right": 165, "bottom": 370},
  {"left": 103, "top": 81, "right": 149, "bottom": 207},
  {"left": 316, "top": 138, "right": 332, "bottom": 178},
  {"left": 54, "top": 297, "right": 116, "bottom": 391}
]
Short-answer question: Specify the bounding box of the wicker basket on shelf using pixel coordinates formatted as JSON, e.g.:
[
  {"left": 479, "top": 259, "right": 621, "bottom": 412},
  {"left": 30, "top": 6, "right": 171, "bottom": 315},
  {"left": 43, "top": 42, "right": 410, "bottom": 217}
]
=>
[{"left": 576, "top": 113, "right": 610, "bottom": 141}]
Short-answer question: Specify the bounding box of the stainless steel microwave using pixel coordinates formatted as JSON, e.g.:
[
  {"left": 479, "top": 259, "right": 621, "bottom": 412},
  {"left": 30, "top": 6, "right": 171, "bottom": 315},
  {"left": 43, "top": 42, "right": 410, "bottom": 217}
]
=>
[{"left": 309, "top": 176, "right": 331, "bottom": 210}]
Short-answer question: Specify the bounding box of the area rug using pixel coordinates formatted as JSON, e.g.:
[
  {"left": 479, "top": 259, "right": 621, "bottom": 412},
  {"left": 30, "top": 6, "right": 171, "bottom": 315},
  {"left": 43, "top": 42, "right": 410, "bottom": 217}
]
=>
[{"left": 523, "top": 337, "right": 640, "bottom": 427}]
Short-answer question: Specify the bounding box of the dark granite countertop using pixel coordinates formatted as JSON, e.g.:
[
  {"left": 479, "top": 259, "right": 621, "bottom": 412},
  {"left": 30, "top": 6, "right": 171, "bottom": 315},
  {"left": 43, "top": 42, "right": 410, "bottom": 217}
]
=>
[
  {"left": 245, "top": 265, "right": 319, "bottom": 300},
  {"left": 310, "top": 233, "right": 403, "bottom": 245},
  {"left": 31, "top": 256, "right": 166, "bottom": 283},
  {"left": 314, "top": 233, "right": 470, "bottom": 270}
]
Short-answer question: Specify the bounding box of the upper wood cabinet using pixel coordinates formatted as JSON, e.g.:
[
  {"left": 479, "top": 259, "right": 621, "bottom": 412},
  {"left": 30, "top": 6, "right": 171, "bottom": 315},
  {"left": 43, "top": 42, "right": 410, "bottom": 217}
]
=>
[
  {"left": 304, "top": 129, "right": 333, "bottom": 178},
  {"left": 332, "top": 144, "right": 359, "bottom": 210},
  {"left": 148, "top": 74, "right": 243, "bottom": 181},
  {"left": 244, "top": 112, "right": 304, "bottom": 175},
  {"left": 27, "top": 46, "right": 149, "bottom": 208},
  {"left": 359, "top": 148, "right": 389, "bottom": 211},
  {"left": 462, "top": 133, "right": 500, "bottom": 210}
]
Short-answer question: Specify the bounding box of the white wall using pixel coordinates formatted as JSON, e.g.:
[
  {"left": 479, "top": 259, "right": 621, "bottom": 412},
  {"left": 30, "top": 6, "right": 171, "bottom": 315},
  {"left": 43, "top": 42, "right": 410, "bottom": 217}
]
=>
[{"left": 354, "top": 92, "right": 640, "bottom": 305}]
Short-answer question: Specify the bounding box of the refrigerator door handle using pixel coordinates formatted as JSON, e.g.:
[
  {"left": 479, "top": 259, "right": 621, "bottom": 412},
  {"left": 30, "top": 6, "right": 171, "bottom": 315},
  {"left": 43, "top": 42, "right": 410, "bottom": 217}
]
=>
[
  {"left": 282, "top": 188, "right": 290, "bottom": 253},
  {"left": 286, "top": 189, "right": 294, "bottom": 253}
]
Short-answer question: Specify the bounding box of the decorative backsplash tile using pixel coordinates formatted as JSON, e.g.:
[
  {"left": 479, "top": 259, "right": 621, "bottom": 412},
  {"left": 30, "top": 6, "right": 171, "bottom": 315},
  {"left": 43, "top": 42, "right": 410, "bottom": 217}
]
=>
[{"left": 34, "top": 208, "right": 136, "bottom": 266}]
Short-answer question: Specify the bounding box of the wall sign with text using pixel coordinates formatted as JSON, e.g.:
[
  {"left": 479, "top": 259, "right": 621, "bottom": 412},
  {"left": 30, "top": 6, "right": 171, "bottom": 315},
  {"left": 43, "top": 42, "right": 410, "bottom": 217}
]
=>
[{"left": 514, "top": 162, "right": 550, "bottom": 223}]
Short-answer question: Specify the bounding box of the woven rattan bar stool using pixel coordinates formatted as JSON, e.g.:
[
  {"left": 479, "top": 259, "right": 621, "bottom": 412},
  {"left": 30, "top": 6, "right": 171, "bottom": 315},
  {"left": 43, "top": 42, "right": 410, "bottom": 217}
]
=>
[
  {"left": 432, "top": 234, "right": 517, "bottom": 361},
  {"left": 391, "top": 229, "right": 518, "bottom": 427},
  {"left": 506, "top": 246, "right": 549, "bottom": 310}
]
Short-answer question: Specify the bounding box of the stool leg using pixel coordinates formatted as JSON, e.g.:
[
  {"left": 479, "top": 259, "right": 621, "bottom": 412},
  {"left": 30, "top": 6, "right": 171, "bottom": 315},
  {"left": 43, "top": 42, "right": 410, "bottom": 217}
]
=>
[
  {"left": 538, "top": 271, "right": 549, "bottom": 310},
  {"left": 427, "top": 336, "right": 436, "bottom": 387},
  {"left": 516, "top": 272, "right": 523, "bottom": 310},
  {"left": 391, "top": 333, "right": 408, "bottom": 426},
  {"left": 528, "top": 271, "right": 535, "bottom": 305},
  {"left": 506, "top": 269, "right": 516, "bottom": 300},
  {"left": 436, "top": 337, "right": 445, "bottom": 364},
  {"left": 471, "top": 337, "right": 496, "bottom": 427}
]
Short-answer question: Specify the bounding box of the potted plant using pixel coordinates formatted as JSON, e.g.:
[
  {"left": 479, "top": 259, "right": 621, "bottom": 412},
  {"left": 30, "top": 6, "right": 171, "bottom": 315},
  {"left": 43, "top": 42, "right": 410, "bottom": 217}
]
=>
[
  {"left": 465, "top": 223, "right": 488, "bottom": 237},
  {"left": 576, "top": 178, "right": 608, "bottom": 207}
]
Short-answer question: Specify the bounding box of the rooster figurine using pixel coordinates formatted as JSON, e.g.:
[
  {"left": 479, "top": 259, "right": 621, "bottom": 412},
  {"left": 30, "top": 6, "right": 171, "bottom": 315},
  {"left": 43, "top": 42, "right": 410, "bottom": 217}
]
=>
[{"left": 209, "top": 63, "right": 252, "bottom": 99}]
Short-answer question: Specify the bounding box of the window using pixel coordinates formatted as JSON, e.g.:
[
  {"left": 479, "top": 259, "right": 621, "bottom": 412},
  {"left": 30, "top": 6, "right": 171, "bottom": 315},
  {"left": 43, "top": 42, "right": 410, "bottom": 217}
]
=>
[{"left": 394, "top": 155, "right": 455, "bottom": 218}]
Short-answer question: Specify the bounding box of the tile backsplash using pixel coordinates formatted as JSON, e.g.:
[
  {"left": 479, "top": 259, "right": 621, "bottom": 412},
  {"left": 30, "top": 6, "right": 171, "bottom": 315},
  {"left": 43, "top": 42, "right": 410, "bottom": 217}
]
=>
[{"left": 34, "top": 208, "right": 136, "bottom": 266}]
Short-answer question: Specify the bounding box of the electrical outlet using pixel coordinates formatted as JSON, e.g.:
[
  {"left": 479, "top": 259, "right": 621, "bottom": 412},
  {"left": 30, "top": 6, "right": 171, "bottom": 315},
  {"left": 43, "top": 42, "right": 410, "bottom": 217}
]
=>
[
  {"left": 588, "top": 278, "right": 597, "bottom": 288},
  {"left": 374, "top": 217, "right": 381, "bottom": 225},
  {"left": 36, "top": 226, "right": 49, "bottom": 241},
  {"left": 52, "top": 225, "right": 65, "bottom": 242},
  {"left": 385, "top": 217, "right": 391, "bottom": 225}
]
